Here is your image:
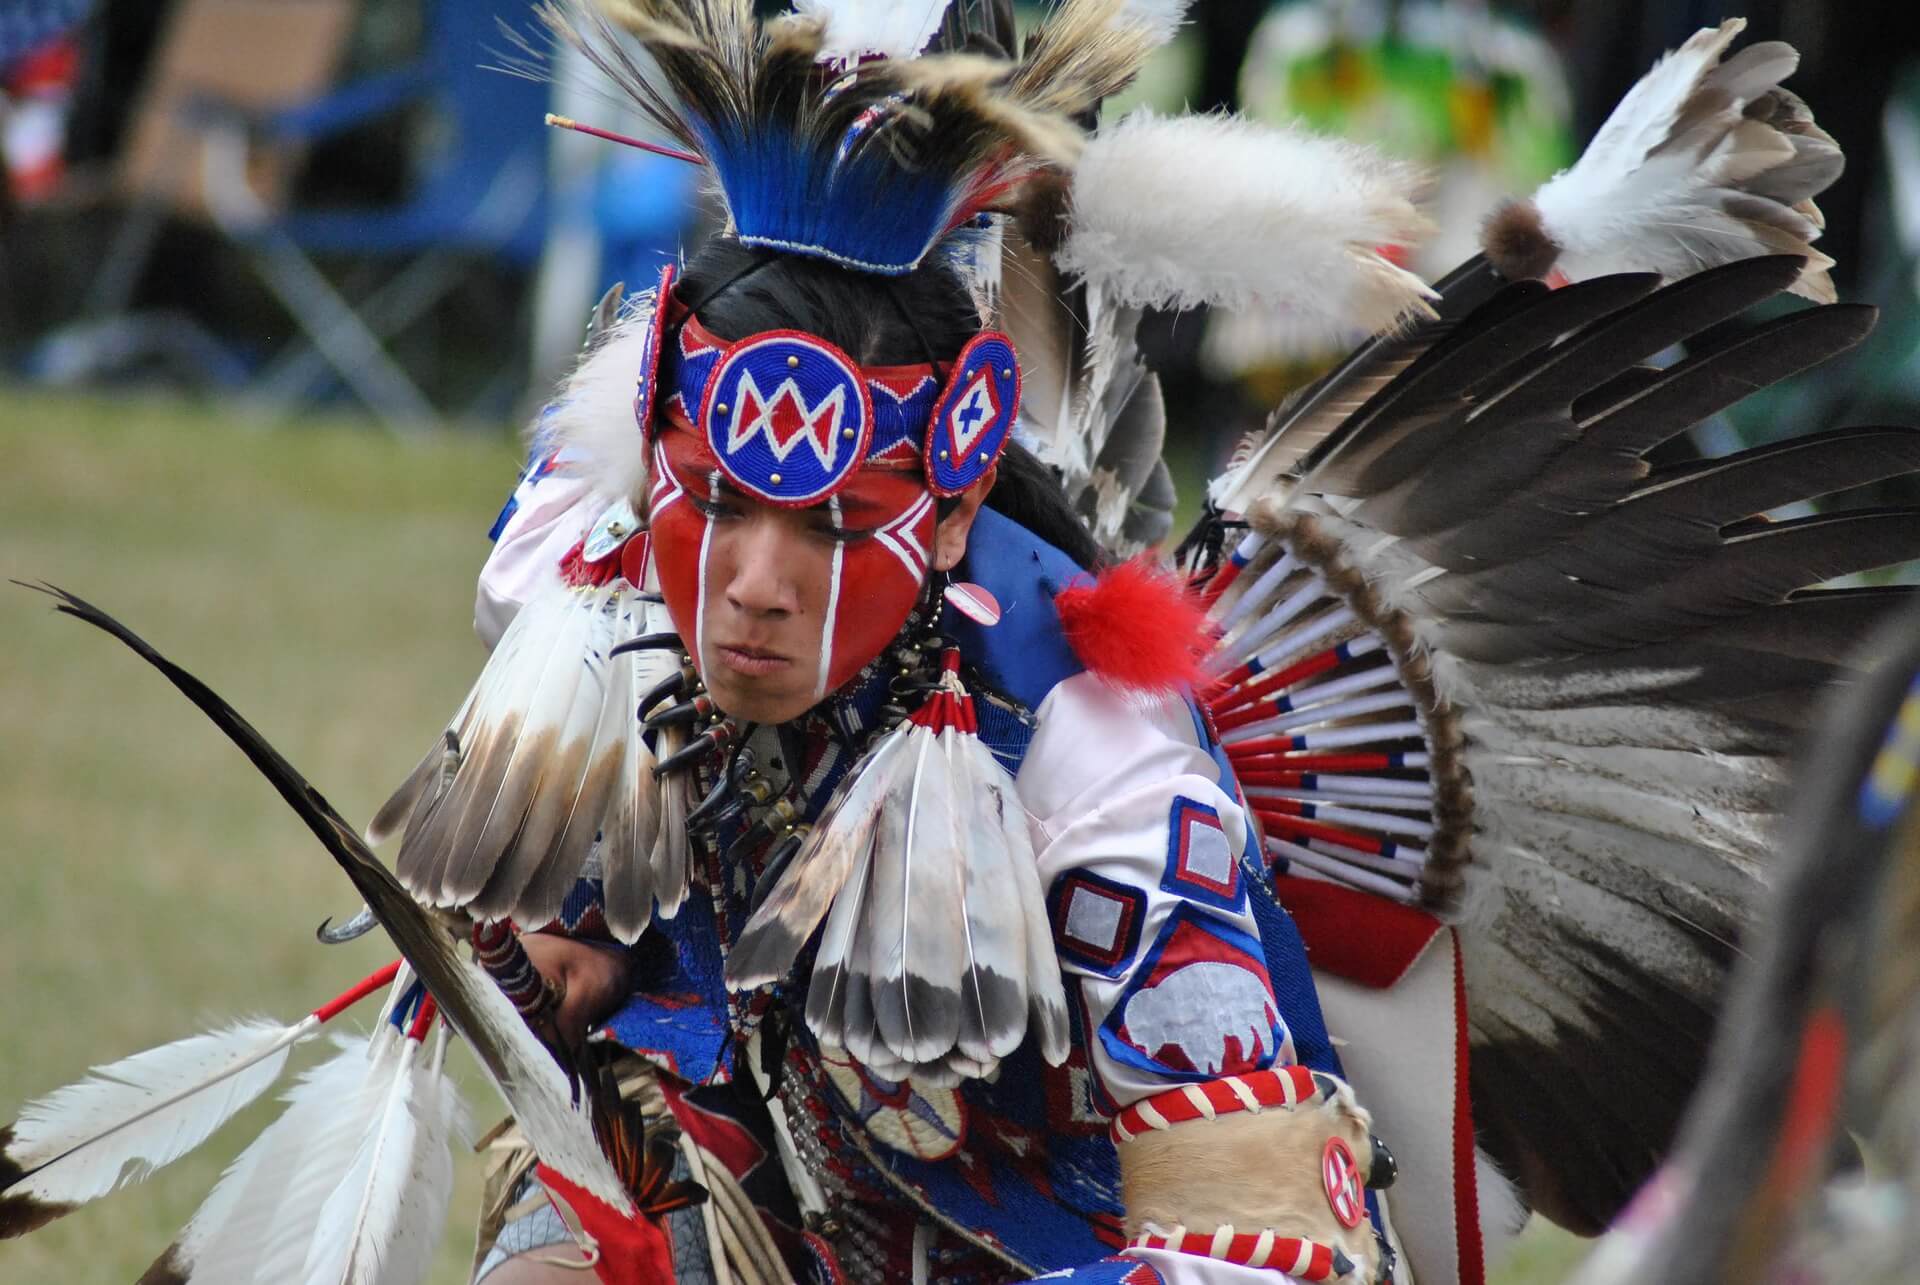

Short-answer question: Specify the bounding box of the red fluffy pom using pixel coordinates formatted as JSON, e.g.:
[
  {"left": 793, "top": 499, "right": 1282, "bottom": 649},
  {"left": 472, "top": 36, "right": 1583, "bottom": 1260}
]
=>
[{"left": 1053, "top": 555, "right": 1209, "bottom": 695}]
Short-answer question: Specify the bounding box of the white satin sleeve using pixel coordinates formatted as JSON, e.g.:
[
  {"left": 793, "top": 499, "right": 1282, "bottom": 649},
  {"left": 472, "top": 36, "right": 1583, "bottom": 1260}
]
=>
[
  {"left": 473, "top": 456, "right": 597, "bottom": 649},
  {"left": 1013, "top": 671, "right": 1295, "bottom": 1112}
]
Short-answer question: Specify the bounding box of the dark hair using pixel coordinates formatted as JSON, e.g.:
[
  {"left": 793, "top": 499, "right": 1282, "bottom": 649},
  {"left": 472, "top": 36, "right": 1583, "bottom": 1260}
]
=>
[
  {"left": 676, "top": 238, "right": 1101, "bottom": 569},
  {"left": 677, "top": 238, "right": 979, "bottom": 367}
]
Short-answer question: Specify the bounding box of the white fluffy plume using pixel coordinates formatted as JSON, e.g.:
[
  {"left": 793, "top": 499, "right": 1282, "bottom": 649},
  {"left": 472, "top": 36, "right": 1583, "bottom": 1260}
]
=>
[
  {"left": 1057, "top": 111, "right": 1437, "bottom": 339},
  {"left": 794, "top": 0, "right": 950, "bottom": 66},
  {"left": 540, "top": 291, "right": 661, "bottom": 508},
  {"left": 1517, "top": 19, "right": 1840, "bottom": 300},
  {"left": 1, "top": 1017, "right": 311, "bottom": 1234}
]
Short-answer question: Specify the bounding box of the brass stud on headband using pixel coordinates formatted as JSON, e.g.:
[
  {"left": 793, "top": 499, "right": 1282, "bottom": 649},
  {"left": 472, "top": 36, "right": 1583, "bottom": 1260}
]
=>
[
  {"left": 717, "top": 402, "right": 729, "bottom": 415},
  {"left": 770, "top": 472, "right": 783, "bottom": 485},
  {"left": 841, "top": 428, "right": 854, "bottom": 440},
  {"left": 787, "top": 355, "right": 800, "bottom": 368}
]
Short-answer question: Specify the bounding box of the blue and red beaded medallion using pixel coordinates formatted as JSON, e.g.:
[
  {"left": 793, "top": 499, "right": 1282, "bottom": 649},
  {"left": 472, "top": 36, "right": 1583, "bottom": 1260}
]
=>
[
  {"left": 698, "top": 329, "right": 876, "bottom": 506},
  {"left": 926, "top": 332, "right": 1021, "bottom": 497}
]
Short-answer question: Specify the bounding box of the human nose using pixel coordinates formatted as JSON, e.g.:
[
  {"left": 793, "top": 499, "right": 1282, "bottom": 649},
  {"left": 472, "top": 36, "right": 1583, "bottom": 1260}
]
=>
[{"left": 722, "top": 515, "right": 798, "bottom": 616}]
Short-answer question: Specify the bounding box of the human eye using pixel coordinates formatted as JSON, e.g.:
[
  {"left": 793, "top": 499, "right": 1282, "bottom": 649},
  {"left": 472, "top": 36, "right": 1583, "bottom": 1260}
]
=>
[
  {"left": 690, "top": 492, "right": 743, "bottom": 521},
  {"left": 806, "top": 517, "right": 876, "bottom": 544}
]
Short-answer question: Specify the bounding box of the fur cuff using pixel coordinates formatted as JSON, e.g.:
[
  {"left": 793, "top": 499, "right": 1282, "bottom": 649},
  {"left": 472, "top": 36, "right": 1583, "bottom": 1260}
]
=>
[{"left": 1117, "top": 1068, "right": 1394, "bottom": 1281}]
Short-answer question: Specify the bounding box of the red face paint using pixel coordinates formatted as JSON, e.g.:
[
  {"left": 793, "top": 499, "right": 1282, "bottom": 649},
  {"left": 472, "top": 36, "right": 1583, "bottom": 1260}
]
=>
[{"left": 647, "top": 417, "right": 934, "bottom": 719}]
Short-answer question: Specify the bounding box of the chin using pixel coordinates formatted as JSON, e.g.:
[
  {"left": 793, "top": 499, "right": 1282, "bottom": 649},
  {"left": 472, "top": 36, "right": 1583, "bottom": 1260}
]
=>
[{"left": 702, "top": 673, "right": 818, "bottom": 726}]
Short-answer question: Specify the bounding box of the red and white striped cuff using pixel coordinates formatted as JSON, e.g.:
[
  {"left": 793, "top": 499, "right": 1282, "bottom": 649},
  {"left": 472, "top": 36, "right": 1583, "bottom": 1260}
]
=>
[
  {"left": 1129, "top": 1224, "right": 1356, "bottom": 1280},
  {"left": 1110, "top": 1065, "right": 1333, "bottom": 1144}
]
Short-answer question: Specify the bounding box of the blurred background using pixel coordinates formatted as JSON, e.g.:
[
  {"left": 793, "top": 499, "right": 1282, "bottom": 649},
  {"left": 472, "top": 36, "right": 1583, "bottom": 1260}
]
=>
[{"left": 2, "top": 1, "right": 1917, "bottom": 1281}]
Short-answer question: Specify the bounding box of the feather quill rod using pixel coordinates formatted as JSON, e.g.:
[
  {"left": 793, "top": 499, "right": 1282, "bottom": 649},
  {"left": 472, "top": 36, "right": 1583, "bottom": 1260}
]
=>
[
  {"left": 544, "top": 113, "right": 703, "bottom": 165},
  {"left": 0, "top": 958, "right": 403, "bottom": 1238},
  {"left": 18, "top": 583, "right": 637, "bottom": 1215}
]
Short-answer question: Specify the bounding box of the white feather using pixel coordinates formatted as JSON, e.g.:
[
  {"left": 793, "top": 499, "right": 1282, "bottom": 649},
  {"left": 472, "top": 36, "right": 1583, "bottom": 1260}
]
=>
[
  {"left": 1058, "top": 110, "right": 1437, "bottom": 337},
  {"left": 990, "top": 757, "right": 1071, "bottom": 1066},
  {"left": 1530, "top": 19, "right": 1838, "bottom": 300},
  {"left": 301, "top": 1031, "right": 466, "bottom": 1285},
  {"left": 164, "top": 1034, "right": 389, "bottom": 1283},
  {"left": 888, "top": 728, "right": 967, "bottom": 1063},
  {"left": 794, "top": 0, "right": 950, "bottom": 66},
  {"left": 948, "top": 729, "right": 1030, "bottom": 1062},
  {"left": 588, "top": 589, "right": 659, "bottom": 942},
  {"left": 2, "top": 1017, "right": 312, "bottom": 1216}
]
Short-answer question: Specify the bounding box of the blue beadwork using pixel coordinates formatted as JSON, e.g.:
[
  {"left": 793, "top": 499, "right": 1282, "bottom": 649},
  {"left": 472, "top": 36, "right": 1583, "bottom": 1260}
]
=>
[
  {"left": 701, "top": 332, "right": 872, "bottom": 505},
  {"left": 926, "top": 334, "right": 1020, "bottom": 496}
]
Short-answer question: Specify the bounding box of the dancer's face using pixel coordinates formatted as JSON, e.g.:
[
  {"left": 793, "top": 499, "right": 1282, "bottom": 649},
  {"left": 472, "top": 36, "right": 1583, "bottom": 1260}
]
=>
[{"left": 646, "top": 429, "right": 989, "bottom": 725}]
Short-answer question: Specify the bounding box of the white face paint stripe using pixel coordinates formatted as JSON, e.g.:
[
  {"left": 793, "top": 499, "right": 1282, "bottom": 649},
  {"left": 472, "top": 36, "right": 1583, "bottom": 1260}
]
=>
[
  {"left": 874, "top": 490, "right": 934, "bottom": 581},
  {"left": 816, "top": 494, "right": 843, "bottom": 699},
  {"left": 649, "top": 441, "right": 685, "bottom": 518},
  {"left": 694, "top": 470, "right": 718, "bottom": 674}
]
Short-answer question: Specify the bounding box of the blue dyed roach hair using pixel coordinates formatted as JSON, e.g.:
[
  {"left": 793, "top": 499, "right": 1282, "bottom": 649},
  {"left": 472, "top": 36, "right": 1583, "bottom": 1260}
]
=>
[{"left": 533, "top": 0, "right": 1159, "bottom": 276}]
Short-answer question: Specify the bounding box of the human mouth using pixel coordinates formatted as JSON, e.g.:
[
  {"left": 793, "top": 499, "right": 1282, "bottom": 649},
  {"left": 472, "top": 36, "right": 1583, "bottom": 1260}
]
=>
[{"left": 714, "top": 643, "right": 792, "bottom": 677}]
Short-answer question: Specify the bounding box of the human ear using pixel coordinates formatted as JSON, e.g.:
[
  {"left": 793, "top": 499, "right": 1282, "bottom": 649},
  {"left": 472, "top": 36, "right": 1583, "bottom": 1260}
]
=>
[{"left": 931, "top": 467, "right": 996, "bottom": 572}]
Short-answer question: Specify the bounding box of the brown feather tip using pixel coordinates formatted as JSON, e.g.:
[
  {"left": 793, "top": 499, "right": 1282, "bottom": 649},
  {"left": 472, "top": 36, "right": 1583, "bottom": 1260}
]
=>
[
  {"left": 1481, "top": 199, "right": 1562, "bottom": 283},
  {"left": 136, "top": 1246, "right": 191, "bottom": 1285},
  {"left": 0, "top": 1127, "right": 73, "bottom": 1238}
]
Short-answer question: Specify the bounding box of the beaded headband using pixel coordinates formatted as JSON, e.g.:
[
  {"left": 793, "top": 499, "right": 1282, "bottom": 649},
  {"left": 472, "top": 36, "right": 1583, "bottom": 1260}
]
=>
[{"left": 633, "top": 265, "right": 1021, "bottom": 506}]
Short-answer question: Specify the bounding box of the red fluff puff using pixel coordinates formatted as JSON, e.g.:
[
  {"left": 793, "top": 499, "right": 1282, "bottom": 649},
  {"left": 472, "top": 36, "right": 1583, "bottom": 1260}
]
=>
[{"left": 1053, "top": 555, "right": 1209, "bottom": 695}]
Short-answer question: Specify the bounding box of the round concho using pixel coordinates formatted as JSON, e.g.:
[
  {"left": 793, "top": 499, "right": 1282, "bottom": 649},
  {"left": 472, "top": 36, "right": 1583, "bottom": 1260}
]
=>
[
  {"left": 632, "top": 261, "right": 676, "bottom": 439},
  {"left": 1322, "top": 1136, "right": 1366, "bottom": 1228},
  {"left": 925, "top": 331, "right": 1020, "bottom": 497},
  {"left": 820, "top": 1049, "right": 966, "bottom": 1162},
  {"left": 698, "top": 329, "right": 874, "bottom": 507}
]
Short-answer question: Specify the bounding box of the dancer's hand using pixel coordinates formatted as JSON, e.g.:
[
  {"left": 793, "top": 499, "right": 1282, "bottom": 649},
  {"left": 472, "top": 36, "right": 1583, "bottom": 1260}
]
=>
[{"left": 518, "top": 931, "right": 634, "bottom": 1050}]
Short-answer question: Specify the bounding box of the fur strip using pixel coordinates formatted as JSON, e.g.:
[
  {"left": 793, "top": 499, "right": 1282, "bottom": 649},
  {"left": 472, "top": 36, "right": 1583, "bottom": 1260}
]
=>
[
  {"left": 1058, "top": 111, "right": 1437, "bottom": 335},
  {"left": 1118, "top": 1071, "right": 1380, "bottom": 1277}
]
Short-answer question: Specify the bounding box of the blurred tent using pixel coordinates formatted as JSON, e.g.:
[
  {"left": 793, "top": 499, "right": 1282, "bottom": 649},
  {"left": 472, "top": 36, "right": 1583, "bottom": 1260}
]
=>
[{"left": 40, "top": 0, "right": 552, "bottom": 430}]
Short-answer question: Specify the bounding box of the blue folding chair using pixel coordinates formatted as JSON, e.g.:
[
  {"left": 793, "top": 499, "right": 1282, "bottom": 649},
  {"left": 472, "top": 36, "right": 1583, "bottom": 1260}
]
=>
[{"left": 194, "top": 0, "right": 549, "bottom": 426}]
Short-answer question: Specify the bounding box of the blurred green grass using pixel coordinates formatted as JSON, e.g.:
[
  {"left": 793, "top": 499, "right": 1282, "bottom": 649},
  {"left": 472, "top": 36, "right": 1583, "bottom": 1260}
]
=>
[{"left": 0, "top": 389, "right": 1588, "bottom": 1282}]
